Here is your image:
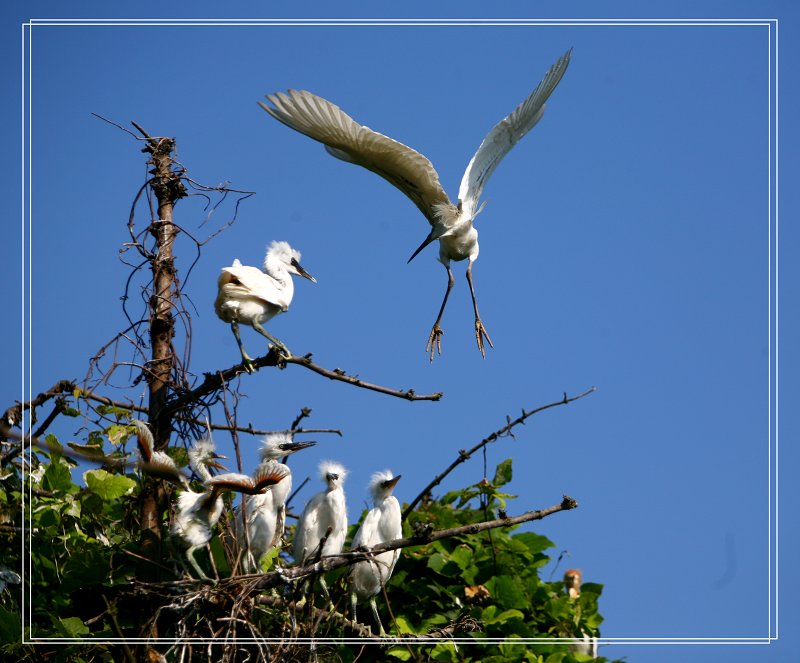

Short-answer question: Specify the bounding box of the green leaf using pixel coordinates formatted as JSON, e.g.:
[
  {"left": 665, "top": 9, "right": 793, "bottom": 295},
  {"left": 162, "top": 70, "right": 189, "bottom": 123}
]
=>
[
  {"left": 429, "top": 641, "right": 458, "bottom": 661},
  {"left": 484, "top": 608, "right": 525, "bottom": 625},
  {"left": 51, "top": 616, "right": 90, "bottom": 637},
  {"left": 493, "top": 458, "right": 513, "bottom": 487},
  {"left": 387, "top": 649, "right": 413, "bottom": 661},
  {"left": 42, "top": 457, "right": 74, "bottom": 493},
  {"left": 259, "top": 545, "right": 281, "bottom": 572},
  {"left": 96, "top": 404, "right": 134, "bottom": 418},
  {"left": 0, "top": 605, "right": 20, "bottom": 643},
  {"left": 486, "top": 575, "right": 528, "bottom": 610},
  {"left": 83, "top": 470, "right": 135, "bottom": 500},
  {"left": 513, "top": 531, "right": 555, "bottom": 555},
  {"left": 392, "top": 615, "right": 417, "bottom": 635},
  {"left": 210, "top": 535, "right": 229, "bottom": 576},
  {"left": 427, "top": 552, "right": 448, "bottom": 574},
  {"left": 450, "top": 544, "right": 473, "bottom": 570}
]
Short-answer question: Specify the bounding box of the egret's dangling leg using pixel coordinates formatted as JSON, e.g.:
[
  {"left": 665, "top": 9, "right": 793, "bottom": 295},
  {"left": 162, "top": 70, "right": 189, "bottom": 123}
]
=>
[
  {"left": 466, "top": 261, "right": 493, "bottom": 359},
  {"left": 252, "top": 320, "right": 291, "bottom": 359},
  {"left": 230, "top": 322, "right": 256, "bottom": 373},
  {"left": 369, "top": 596, "right": 387, "bottom": 637},
  {"left": 426, "top": 265, "right": 455, "bottom": 361}
]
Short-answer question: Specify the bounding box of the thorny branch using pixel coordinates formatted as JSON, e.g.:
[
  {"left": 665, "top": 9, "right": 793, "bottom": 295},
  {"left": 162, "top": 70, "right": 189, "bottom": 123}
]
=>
[{"left": 402, "top": 387, "right": 596, "bottom": 519}]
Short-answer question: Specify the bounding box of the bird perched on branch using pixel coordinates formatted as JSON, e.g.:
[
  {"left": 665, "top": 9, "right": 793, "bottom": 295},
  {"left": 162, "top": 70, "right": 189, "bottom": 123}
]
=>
[
  {"left": 349, "top": 470, "right": 402, "bottom": 636},
  {"left": 215, "top": 240, "right": 316, "bottom": 372},
  {"left": 261, "top": 49, "right": 571, "bottom": 361},
  {"left": 563, "top": 568, "right": 598, "bottom": 658},
  {"left": 234, "top": 433, "right": 317, "bottom": 572},
  {"left": 294, "top": 461, "right": 348, "bottom": 600}
]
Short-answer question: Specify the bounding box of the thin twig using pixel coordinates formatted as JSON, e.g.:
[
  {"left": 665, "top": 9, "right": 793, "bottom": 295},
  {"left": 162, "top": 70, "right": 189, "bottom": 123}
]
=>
[
  {"left": 403, "top": 387, "right": 596, "bottom": 519},
  {"left": 285, "top": 354, "right": 442, "bottom": 402}
]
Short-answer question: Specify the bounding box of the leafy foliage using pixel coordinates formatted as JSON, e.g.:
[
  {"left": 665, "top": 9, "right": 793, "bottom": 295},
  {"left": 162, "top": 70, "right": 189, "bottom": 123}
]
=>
[{"left": 3, "top": 439, "right": 617, "bottom": 661}]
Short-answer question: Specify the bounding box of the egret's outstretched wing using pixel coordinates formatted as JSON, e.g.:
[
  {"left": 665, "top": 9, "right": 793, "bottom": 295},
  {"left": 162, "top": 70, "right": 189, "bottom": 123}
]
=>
[
  {"left": 458, "top": 48, "right": 572, "bottom": 218},
  {"left": 261, "top": 89, "right": 451, "bottom": 225}
]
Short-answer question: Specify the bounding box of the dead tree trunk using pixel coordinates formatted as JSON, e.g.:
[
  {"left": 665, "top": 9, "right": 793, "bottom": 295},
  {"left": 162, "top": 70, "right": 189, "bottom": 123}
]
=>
[{"left": 134, "top": 124, "right": 186, "bottom": 583}]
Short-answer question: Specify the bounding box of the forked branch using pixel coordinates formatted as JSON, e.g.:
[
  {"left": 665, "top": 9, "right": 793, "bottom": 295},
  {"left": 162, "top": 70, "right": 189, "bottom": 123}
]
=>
[{"left": 402, "top": 387, "right": 596, "bottom": 519}]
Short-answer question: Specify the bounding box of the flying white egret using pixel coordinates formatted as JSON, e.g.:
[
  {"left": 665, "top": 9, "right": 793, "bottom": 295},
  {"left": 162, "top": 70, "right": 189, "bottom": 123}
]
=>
[
  {"left": 261, "top": 49, "right": 571, "bottom": 361},
  {"left": 563, "top": 568, "right": 598, "bottom": 658},
  {"left": 234, "top": 433, "right": 318, "bottom": 572},
  {"left": 294, "top": 461, "right": 348, "bottom": 600},
  {"left": 349, "top": 470, "right": 402, "bottom": 636},
  {"left": 215, "top": 240, "right": 316, "bottom": 372}
]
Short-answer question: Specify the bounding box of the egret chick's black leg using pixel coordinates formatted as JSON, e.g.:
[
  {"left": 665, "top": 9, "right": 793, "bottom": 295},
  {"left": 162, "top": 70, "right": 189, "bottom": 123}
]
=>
[
  {"left": 426, "top": 265, "right": 454, "bottom": 362},
  {"left": 252, "top": 321, "right": 291, "bottom": 361},
  {"left": 466, "top": 262, "right": 493, "bottom": 359},
  {"left": 350, "top": 591, "right": 359, "bottom": 628},
  {"left": 369, "top": 596, "right": 386, "bottom": 637},
  {"left": 230, "top": 322, "right": 256, "bottom": 373},
  {"left": 186, "top": 545, "right": 216, "bottom": 585}
]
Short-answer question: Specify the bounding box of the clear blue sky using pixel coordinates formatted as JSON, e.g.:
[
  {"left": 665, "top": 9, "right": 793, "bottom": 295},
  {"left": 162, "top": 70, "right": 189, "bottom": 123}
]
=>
[{"left": 4, "top": 2, "right": 798, "bottom": 662}]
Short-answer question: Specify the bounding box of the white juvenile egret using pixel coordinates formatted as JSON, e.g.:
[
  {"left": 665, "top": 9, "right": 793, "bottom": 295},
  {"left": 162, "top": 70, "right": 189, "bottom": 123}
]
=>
[
  {"left": 563, "top": 568, "right": 598, "bottom": 658},
  {"left": 131, "top": 419, "right": 188, "bottom": 487},
  {"left": 215, "top": 240, "right": 316, "bottom": 372},
  {"left": 234, "top": 433, "right": 318, "bottom": 572},
  {"left": 294, "top": 461, "right": 348, "bottom": 599},
  {"left": 261, "top": 49, "right": 571, "bottom": 360},
  {"left": 169, "top": 436, "right": 228, "bottom": 580},
  {"left": 349, "top": 470, "right": 402, "bottom": 636}
]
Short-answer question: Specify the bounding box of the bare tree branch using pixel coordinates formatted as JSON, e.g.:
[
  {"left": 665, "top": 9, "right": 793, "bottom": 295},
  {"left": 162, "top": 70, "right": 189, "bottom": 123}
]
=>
[
  {"left": 207, "top": 422, "right": 343, "bottom": 437},
  {"left": 285, "top": 353, "right": 443, "bottom": 401},
  {"left": 402, "top": 387, "right": 596, "bottom": 519},
  {"left": 161, "top": 349, "right": 441, "bottom": 424},
  {"left": 2, "top": 378, "right": 76, "bottom": 430}
]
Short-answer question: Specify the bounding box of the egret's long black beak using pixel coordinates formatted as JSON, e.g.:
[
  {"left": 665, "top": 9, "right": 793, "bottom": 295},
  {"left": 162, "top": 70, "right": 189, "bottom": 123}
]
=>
[
  {"left": 279, "top": 440, "right": 318, "bottom": 454},
  {"left": 407, "top": 233, "right": 436, "bottom": 264},
  {"left": 291, "top": 258, "right": 317, "bottom": 283},
  {"left": 383, "top": 474, "right": 402, "bottom": 489}
]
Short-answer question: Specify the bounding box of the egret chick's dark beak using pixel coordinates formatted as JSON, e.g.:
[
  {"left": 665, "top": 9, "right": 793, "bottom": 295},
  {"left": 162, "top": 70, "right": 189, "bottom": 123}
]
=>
[
  {"left": 291, "top": 258, "right": 317, "bottom": 283},
  {"left": 206, "top": 453, "right": 228, "bottom": 472},
  {"left": 279, "top": 440, "right": 318, "bottom": 454},
  {"left": 383, "top": 475, "right": 402, "bottom": 489}
]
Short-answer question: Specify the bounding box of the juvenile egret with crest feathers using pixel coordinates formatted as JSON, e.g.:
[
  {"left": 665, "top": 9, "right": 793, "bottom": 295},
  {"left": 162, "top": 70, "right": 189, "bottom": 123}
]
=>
[
  {"left": 294, "top": 461, "right": 348, "bottom": 600},
  {"left": 349, "top": 470, "right": 402, "bottom": 636},
  {"left": 234, "top": 433, "right": 318, "bottom": 572},
  {"left": 215, "top": 240, "right": 316, "bottom": 372},
  {"left": 261, "top": 49, "right": 571, "bottom": 360}
]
